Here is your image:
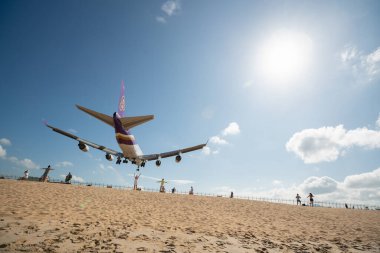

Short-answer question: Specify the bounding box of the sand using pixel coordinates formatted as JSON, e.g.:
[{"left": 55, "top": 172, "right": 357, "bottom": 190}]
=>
[{"left": 0, "top": 179, "right": 379, "bottom": 252}]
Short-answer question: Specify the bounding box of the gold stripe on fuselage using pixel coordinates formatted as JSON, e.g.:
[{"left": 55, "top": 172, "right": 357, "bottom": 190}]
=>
[{"left": 115, "top": 133, "right": 135, "bottom": 141}]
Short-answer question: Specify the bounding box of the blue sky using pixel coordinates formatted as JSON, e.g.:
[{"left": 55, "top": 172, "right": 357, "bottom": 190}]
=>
[{"left": 1, "top": 0, "right": 380, "bottom": 205}]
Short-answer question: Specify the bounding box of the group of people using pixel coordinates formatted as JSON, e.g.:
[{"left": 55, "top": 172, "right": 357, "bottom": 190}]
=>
[
  {"left": 20, "top": 169, "right": 315, "bottom": 205},
  {"left": 132, "top": 174, "right": 195, "bottom": 195},
  {"left": 296, "top": 193, "right": 315, "bottom": 206},
  {"left": 20, "top": 165, "right": 73, "bottom": 184}
]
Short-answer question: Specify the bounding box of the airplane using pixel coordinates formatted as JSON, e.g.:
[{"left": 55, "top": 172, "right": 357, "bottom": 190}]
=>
[{"left": 46, "top": 81, "right": 207, "bottom": 171}]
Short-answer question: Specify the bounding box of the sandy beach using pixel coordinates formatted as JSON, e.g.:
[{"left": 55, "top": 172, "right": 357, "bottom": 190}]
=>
[{"left": 0, "top": 179, "right": 379, "bottom": 252}]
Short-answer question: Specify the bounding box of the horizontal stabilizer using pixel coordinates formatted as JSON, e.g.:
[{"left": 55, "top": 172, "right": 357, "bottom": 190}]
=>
[
  {"left": 120, "top": 115, "right": 154, "bottom": 130},
  {"left": 76, "top": 105, "right": 114, "bottom": 127},
  {"left": 76, "top": 104, "right": 154, "bottom": 130}
]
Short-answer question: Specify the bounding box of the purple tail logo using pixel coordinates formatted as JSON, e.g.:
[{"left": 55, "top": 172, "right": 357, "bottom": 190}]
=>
[{"left": 117, "top": 80, "right": 125, "bottom": 118}]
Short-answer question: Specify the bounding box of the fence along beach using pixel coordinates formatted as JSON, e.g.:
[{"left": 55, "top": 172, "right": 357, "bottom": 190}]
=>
[{"left": 0, "top": 179, "right": 379, "bottom": 252}]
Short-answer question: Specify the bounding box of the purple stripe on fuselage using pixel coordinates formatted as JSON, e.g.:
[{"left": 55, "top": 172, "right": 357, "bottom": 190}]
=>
[
  {"left": 113, "top": 112, "right": 136, "bottom": 146},
  {"left": 116, "top": 138, "right": 135, "bottom": 145}
]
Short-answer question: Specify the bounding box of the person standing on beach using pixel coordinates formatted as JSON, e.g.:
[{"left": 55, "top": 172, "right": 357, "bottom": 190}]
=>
[
  {"left": 189, "top": 186, "right": 194, "bottom": 195},
  {"left": 296, "top": 193, "right": 301, "bottom": 205},
  {"left": 158, "top": 178, "right": 167, "bottom": 193},
  {"left": 23, "top": 170, "right": 29, "bottom": 180},
  {"left": 230, "top": 191, "right": 234, "bottom": 198},
  {"left": 65, "top": 172, "right": 72, "bottom": 183},
  {"left": 307, "top": 193, "right": 314, "bottom": 207},
  {"left": 133, "top": 173, "right": 141, "bottom": 190},
  {"left": 39, "top": 165, "right": 54, "bottom": 182}
]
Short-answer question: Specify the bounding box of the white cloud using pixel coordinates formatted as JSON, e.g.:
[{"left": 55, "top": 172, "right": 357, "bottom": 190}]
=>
[
  {"left": 272, "top": 180, "right": 283, "bottom": 186},
  {"left": 209, "top": 136, "right": 228, "bottom": 145},
  {"left": 365, "top": 47, "right": 380, "bottom": 78},
  {"left": 156, "top": 16, "right": 166, "bottom": 23},
  {"left": 6, "top": 154, "right": 39, "bottom": 170},
  {"left": 157, "top": 0, "right": 180, "bottom": 23},
  {"left": 299, "top": 176, "right": 338, "bottom": 194},
  {"left": 341, "top": 45, "right": 380, "bottom": 83},
  {"left": 202, "top": 146, "right": 211, "bottom": 155},
  {"left": 55, "top": 161, "right": 73, "bottom": 167},
  {"left": 376, "top": 114, "right": 380, "bottom": 128},
  {"left": 161, "top": 0, "right": 180, "bottom": 16},
  {"left": 16, "top": 158, "right": 39, "bottom": 170},
  {"left": 343, "top": 168, "right": 380, "bottom": 189},
  {"left": 202, "top": 146, "right": 220, "bottom": 156},
  {"left": 0, "top": 145, "right": 6, "bottom": 158},
  {"left": 72, "top": 175, "right": 85, "bottom": 183},
  {"left": 286, "top": 121, "right": 380, "bottom": 163},
  {"left": 203, "top": 122, "right": 240, "bottom": 156},
  {"left": 341, "top": 45, "right": 357, "bottom": 63},
  {"left": 0, "top": 138, "right": 11, "bottom": 146},
  {"left": 222, "top": 122, "right": 240, "bottom": 136}
]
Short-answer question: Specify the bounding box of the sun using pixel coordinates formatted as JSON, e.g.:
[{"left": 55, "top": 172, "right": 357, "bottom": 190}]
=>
[{"left": 255, "top": 30, "right": 313, "bottom": 86}]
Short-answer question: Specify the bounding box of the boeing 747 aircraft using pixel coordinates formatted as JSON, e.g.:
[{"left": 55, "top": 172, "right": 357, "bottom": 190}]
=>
[{"left": 46, "top": 81, "right": 206, "bottom": 171}]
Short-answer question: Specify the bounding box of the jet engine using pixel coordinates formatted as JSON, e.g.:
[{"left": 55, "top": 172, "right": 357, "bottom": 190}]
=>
[
  {"left": 156, "top": 160, "right": 161, "bottom": 167},
  {"left": 175, "top": 155, "right": 182, "bottom": 163},
  {"left": 105, "top": 153, "right": 113, "bottom": 161},
  {"left": 78, "top": 142, "right": 89, "bottom": 152}
]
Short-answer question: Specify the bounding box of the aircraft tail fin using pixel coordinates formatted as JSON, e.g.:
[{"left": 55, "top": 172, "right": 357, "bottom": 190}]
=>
[{"left": 117, "top": 80, "right": 126, "bottom": 118}]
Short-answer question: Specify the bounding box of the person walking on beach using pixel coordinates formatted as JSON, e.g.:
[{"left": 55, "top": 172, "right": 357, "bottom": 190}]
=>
[
  {"left": 171, "top": 187, "right": 176, "bottom": 194},
  {"left": 133, "top": 173, "right": 141, "bottom": 190},
  {"left": 230, "top": 191, "right": 234, "bottom": 198},
  {"left": 307, "top": 193, "right": 314, "bottom": 207},
  {"left": 296, "top": 193, "right": 301, "bottom": 205}
]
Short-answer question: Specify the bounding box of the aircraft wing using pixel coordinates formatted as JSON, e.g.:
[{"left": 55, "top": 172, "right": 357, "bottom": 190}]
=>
[
  {"left": 46, "top": 124, "right": 122, "bottom": 157},
  {"left": 141, "top": 143, "right": 207, "bottom": 161}
]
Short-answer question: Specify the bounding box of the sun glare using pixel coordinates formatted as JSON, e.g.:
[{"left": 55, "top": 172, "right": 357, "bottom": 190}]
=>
[{"left": 255, "top": 30, "right": 313, "bottom": 86}]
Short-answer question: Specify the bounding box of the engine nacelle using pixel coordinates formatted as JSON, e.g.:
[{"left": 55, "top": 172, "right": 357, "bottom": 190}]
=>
[
  {"left": 105, "top": 153, "right": 113, "bottom": 161},
  {"left": 175, "top": 155, "right": 182, "bottom": 163},
  {"left": 156, "top": 160, "right": 161, "bottom": 167},
  {"left": 78, "top": 142, "right": 89, "bottom": 152}
]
